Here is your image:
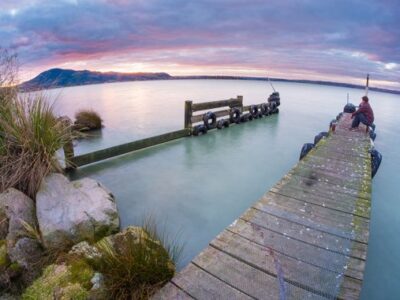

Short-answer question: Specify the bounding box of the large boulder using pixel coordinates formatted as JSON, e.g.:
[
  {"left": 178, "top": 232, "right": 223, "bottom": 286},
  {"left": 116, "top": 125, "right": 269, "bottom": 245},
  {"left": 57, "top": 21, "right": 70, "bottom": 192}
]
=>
[
  {"left": 0, "top": 188, "right": 36, "bottom": 245},
  {"left": 0, "top": 189, "right": 44, "bottom": 290},
  {"left": 36, "top": 174, "right": 120, "bottom": 249}
]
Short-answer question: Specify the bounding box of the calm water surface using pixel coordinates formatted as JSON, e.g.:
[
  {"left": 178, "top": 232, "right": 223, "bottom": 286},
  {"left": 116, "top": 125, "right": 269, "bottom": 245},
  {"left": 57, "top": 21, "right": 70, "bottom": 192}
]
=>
[{"left": 50, "top": 79, "right": 400, "bottom": 299}]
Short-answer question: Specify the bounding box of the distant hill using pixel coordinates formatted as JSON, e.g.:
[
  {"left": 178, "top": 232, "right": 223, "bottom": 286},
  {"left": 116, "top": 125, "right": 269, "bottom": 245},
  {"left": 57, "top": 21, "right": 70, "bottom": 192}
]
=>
[
  {"left": 20, "top": 68, "right": 172, "bottom": 91},
  {"left": 20, "top": 68, "right": 400, "bottom": 95}
]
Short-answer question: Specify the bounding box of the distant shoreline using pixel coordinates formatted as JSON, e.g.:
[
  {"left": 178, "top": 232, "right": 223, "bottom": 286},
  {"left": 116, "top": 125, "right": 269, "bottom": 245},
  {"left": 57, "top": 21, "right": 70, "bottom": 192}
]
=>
[
  {"left": 172, "top": 76, "right": 400, "bottom": 95},
  {"left": 20, "top": 68, "right": 400, "bottom": 95}
]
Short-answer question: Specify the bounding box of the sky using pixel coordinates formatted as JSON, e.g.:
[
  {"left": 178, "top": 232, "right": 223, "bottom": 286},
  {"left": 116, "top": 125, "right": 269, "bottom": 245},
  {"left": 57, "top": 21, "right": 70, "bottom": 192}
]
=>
[{"left": 1, "top": 0, "right": 399, "bottom": 90}]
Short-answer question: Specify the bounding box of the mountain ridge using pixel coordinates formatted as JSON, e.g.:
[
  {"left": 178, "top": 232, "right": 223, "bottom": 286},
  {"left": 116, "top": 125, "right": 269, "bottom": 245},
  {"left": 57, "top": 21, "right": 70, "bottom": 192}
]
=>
[{"left": 20, "top": 68, "right": 400, "bottom": 95}]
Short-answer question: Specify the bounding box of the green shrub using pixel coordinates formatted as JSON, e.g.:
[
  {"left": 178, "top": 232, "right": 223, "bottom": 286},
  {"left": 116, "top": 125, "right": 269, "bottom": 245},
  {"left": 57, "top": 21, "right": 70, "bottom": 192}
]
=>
[
  {"left": 74, "top": 109, "right": 103, "bottom": 131},
  {"left": 93, "top": 225, "right": 182, "bottom": 300},
  {"left": 0, "top": 95, "right": 73, "bottom": 199}
]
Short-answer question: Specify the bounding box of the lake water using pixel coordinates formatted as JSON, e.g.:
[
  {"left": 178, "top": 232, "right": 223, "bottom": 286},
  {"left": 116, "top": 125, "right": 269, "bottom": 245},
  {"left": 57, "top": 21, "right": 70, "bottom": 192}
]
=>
[{"left": 48, "top": 79, "right": 399, "bottom": 299}]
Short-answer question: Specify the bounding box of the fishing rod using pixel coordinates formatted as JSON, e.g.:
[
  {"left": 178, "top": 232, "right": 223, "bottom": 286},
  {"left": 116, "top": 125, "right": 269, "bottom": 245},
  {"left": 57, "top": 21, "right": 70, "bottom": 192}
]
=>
[
  {"left": 365, "top": 73, "right": 369, "bottom": 96},
  {"left": 267, "top": 76, "right": 276, "bottom": 92}
]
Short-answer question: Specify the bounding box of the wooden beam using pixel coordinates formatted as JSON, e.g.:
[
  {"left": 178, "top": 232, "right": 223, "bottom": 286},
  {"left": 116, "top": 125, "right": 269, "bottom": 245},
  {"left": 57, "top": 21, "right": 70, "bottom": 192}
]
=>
[
  {"left": 70, "top": 129, "right": 190, "bottom": 167},
  {"left": 191, "top": 98, "right": 242, "bottom": 112}
]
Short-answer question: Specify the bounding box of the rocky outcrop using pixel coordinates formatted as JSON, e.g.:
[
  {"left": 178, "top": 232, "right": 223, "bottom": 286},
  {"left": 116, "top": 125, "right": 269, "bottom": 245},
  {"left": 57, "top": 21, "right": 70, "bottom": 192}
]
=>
[
  {"left": 36, "top": 174, "right": 120, "bottom": 249},
  {"left": 0, "top": 188, "right": 36, "bottom": 244},
  {"left": 0, "top": 189, "right": 43, "bottom": 289}
]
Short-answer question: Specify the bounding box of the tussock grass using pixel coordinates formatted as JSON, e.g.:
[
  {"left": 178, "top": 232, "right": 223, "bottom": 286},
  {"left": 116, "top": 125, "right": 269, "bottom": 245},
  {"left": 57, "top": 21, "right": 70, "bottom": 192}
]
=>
[
  {"left": 93, "top": 222, "right": 183, "bottom": 300},
  {"left": 74, "top": 109, "right": 103, "bottom": 131},
  {"left": 0, "top": 95, "right": 73, "bottom": 199}
]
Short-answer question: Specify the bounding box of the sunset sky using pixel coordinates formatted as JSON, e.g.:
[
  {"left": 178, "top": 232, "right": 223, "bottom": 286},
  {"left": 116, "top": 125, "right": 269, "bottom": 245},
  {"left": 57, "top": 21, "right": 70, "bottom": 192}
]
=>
[{"left": 1, "top": 0, "right": 399, "bottom": 90}]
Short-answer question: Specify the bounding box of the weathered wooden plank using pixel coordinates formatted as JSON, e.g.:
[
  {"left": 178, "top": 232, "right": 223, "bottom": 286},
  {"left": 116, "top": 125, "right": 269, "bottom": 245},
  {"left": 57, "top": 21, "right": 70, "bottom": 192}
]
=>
[
  {"left": 251, "top": 202, "right": 368, "bottom": 244},
  {"left": 271, "top": 185, "right": 371, "bottom": 219},
  {"left": 255, "top": 192, "right": 370, "bottom": 233},
  {"left": 171, "top": 263, "right": 254, "bottom": 299},
  {"left": 192, "top": 246, "right": 326, "bottom": 300},
  {"left": 71, "top": 128, "right": 190, "bottom": 167},
  {"left": 298, "top": 157, "right": 367, "bottom": 180},
  {"left": 275, "top": 173, "right": 371, "bottom": 201},
  {"left": 191, "top": 98, "right": 242, "bottom": 111},
  {"left": 227, "top": 218, "right": 365, "bottom": 280},
  {"left": 152, "top": 283, "right": 193, "bottom": 300},
  {"left": 240, "top": 208, "right": 368, "bottom": 260},
  {"left": 211, "top": 230, "right": 362, "bottom": 300}
]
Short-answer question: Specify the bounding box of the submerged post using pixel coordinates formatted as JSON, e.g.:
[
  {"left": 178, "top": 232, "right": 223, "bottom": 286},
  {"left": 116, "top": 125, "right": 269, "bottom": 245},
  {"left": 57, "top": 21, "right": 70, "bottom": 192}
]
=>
[
  {"left": 184, "top": 100, "right": 193, "bottom": 130},
  {"left": 365, "top": 74, "right": 370, "bottom": 96}
]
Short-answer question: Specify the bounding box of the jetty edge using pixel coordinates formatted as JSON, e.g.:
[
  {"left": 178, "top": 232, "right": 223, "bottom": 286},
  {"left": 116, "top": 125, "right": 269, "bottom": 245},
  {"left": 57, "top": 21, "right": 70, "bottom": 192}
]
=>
[{"left": 153, "top": 112, "right": 373, "bottom": 300}]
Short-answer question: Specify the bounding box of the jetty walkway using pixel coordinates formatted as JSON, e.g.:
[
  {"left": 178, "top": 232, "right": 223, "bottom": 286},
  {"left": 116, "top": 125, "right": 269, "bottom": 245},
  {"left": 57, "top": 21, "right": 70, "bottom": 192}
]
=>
[{"left": 154, "top": 113, "right": 372, "bottom": 300}]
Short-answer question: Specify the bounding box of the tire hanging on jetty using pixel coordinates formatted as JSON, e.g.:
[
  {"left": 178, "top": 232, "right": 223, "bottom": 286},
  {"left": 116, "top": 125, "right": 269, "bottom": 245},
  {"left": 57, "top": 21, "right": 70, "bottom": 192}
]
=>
[
  {"left": 216, "top": 119, "right": 230, "bottom": 129},
  {"left": 203, "top": 111, "right": 217, "bottom": 129},
  {"left": 260, "top": 103, "right": 269, "bottom": 115},
  {"left": 229, "top": 108, "right": 241, "bottom": 124},
  {"left": 370, "top": 149, "right": 382, "bottom": 178},
  {"left": 270, "top": 102, "right": 277, "bottom": 113},
  {"left": 314, "top": 132, "right": 329, "bottom": 145},
  {"left": 369, "top": 129, "right": 376, "bottom": 141},
  {"left": 249, "top": 105, "right": 258, "bottom": 117},
  {"left": 240, "top": 113, "right": 250, "bottom": 123},
  {"left": 343, "top": 103, "right": 356, "bottom": 113},
  {"left": 299, "top": 143, "right": 314, "bottom": 160},
  {"left": 192, "top": 124, "right": 208, "bottom": 136}
]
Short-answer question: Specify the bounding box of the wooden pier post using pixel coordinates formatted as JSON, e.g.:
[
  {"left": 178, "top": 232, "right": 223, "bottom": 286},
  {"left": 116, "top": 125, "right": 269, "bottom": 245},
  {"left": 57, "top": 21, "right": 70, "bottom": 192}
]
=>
[
  {"left": 237, "top": 95, "right": 243, "bottom": 110},
  {"left": 60, "top": 116, "right": 75, "bottom": 170},
  {"left": 184, "top": 100, "right": 193, "bottom": 130}
]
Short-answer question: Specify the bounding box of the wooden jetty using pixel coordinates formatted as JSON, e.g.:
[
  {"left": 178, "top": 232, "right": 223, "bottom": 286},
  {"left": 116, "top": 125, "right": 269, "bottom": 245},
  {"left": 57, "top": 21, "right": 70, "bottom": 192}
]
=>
[
  {"left": 154, "top": 113, "right": 372, "bottom": 300},
  {"left": 66, "top": 95, "right": 277, "bottom": 168}
]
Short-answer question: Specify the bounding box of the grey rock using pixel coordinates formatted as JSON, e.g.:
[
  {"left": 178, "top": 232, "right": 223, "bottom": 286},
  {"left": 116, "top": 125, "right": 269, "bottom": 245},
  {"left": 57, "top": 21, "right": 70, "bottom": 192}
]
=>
[
  {"left": 36, "top": 174, "right": 120, "bottom": 249},
  {"left": 0, "top": 188, "right": 36, "bottom": 247},
  {"left": 0, "top": 293, "right": 18, "bottom": 300},
  {"left": 90, "top": 272, "right": 104, "bottom": 290},
  {"left": 69, "top": 241, "right": 102, "bottom": 261},
  {"left": 7, "top": 238, "right": 42, "bottom": 270},
  {"left": 0, "top": 209, "right": 8, "bottom": 240}
]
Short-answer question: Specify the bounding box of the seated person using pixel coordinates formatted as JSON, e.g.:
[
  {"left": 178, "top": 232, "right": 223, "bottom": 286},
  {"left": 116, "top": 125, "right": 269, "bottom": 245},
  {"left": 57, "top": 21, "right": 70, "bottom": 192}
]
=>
[{"left": 351, "top": 96, "right": 374, "bottom": 129}]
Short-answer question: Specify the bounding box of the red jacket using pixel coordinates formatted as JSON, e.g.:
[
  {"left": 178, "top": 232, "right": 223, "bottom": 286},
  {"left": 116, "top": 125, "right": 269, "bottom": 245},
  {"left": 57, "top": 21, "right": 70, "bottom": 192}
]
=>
[{"left": 356, "top": 101, "right": 374, "bottom": 124}]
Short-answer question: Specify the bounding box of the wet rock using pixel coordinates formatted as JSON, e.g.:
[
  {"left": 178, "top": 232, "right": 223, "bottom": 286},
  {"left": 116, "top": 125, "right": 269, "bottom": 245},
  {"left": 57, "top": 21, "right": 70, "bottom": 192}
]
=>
[{"left": 36, "top": 173, "right": 120, "bottom": 250}]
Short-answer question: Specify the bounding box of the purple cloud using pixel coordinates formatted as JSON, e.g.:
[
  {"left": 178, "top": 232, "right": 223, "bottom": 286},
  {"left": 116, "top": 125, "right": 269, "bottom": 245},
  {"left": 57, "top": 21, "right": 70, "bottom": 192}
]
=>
[{"left": 0, "top": 0, "right": 399, "bottom": 89}]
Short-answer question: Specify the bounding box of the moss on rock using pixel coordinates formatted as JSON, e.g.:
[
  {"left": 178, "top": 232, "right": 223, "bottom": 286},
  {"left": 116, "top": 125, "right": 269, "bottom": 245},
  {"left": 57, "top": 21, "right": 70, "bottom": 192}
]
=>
[
  {"left": 0, "top": 240, "right": 9, "bottom": 267},
  {"left": 22, "top": 259, "right": 94, "bottom": 300}
]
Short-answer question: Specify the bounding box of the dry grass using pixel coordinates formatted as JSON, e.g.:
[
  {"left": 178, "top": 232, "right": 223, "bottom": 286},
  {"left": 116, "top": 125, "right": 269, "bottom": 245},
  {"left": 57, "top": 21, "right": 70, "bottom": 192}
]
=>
[
  {"left": 74, "top": 109, "right": 103, "bottom": 131},
  {"left": 0, "top": 95, "right": 73, "bottom": 199},
  {"left": 92, "top": 221, "right": 183, "bottom": 300}
]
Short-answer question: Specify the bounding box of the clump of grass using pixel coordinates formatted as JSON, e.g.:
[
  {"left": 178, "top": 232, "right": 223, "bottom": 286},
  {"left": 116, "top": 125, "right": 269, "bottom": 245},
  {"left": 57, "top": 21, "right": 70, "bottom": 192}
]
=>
[
  {"left": 93, "top": 223, "right": 182, "bottom": 300},
  {"left": 74, "top": 109, "right": 103, "bottom": 131},
  {"left": 0, "top": 95, "right": 73, "bottom": 199}
]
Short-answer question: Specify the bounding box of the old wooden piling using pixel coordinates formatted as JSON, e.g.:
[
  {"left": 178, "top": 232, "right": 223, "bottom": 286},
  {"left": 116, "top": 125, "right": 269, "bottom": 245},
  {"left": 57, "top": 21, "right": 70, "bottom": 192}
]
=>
[{"left": 154, "top": 113, "right": 372, "bottom": 300}]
